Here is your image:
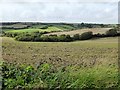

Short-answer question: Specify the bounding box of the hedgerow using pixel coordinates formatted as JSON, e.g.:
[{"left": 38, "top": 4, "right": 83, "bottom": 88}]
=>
[{"left": 3, "top": 28, "right": 120, "bottom": 42}]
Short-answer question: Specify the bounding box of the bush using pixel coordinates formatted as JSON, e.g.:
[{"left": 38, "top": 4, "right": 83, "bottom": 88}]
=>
[
  {"left": 40, "top": 34, "right": 72, "bottom": 42},
  {"left": 73, "top": 34, "right": 80, "bottom": 40},
  {"left": 40, "top": 26, "right": 48, "bottom": 29},
  {"left": 15, "top": 32, "right": 42, "bottom": 41},
  {"left": 49, "top": 35, "right": 59, "bottom": 42},
  {"left": 15, "top": 35, "right": 33, "bottom": 41},
  {"left": 40, "top": 35, "right": 50, "bottom": 42},
  {"left": 93, "top": 33, "right": 107, "bottom": 37},
  {"left": 2, "top": 62, "right": 118, "bottom": 89},
  {"left": 105, "top": 29, "right": 117, "bottom": 36},
  {"left": 80, "top": 31, "right": 93, "bottom": 40},
  {"left": 58, "top": 34, "right": 72, "bottom": 42},
  {"left": 65, "top": 34, "right": 73, "bottom": 42}
]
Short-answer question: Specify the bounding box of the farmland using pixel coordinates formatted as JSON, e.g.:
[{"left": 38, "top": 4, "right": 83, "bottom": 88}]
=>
[
  {"left": 4, "top": 26, "right": 62, "bottom": 33},
  {"left": 1, "top": 36, "right": 119, "bottom": 88},
  {"left": 1, "top": 23, "right": 119, "bottom": 89},
  {"left": 2, "top": 37, "right": 118, "bottom": 67},
  {"left": 45, "top": 28, "right": 111, "bottom": 36}
]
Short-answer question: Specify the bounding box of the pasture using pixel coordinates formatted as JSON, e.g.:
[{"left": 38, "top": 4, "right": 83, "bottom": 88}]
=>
[{"left": 4, "top": 26, "right": 62, "bottom": 33}]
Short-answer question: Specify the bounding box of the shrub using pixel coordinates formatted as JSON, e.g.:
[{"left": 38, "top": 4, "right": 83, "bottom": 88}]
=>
[
  {"left": 40, "top": 26, "right": 48, "bottom": 29},
  {"left": 73, "top": 34, "right": 80, "bottom": 40},
  {"left": 58, "top": 34, "right": 72, "bottom": 42},
  {"left": 2, "top": 62, "right": 118, "bottom": 89},
  {"left": 40, "top": 35, "right": 50, "bottom": 42},
  {"left": 15, "top": 36, "right": 32, "bottom": 41},
  {"left": 15, "top": 32, "right": 42, "bottom": 41},
  {"left": 105, "top": 29, "right": 117, "bottom": 36},
  {"left": 34, "top": 36, "right": 41, "bottom": 41},
  {"left": 93, "top": 33, "right": 106, "bottom": 37},
  {"left": 49, "top": 35, "right": 59, "bottom": 42},
  {"left": 65, "top": 34, "right": 73, "bottom": 42},
  {"left": 80, "top": 31, "right": 93, "bottom": 40}
]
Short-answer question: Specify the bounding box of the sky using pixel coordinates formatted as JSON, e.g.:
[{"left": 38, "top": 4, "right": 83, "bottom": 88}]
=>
[{"left": 0, "top": 0, "right": 119, "bottom": 24}]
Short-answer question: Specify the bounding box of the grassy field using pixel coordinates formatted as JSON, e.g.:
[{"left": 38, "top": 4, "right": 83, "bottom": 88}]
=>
[
  {"left": 2, "top": 37, "right": 118, "bottom": 67},
  {"left": 4, "top": 27, "right": 111, "bottom": 36},
  {"left": 45, "top": 28, "right": 111, "bottom": 36},
  {"left": 1, "top": 36, "right": 119, "bottom": 88},
  {"left": 4, "top": 26, "right": 62, "bottom": 33}
]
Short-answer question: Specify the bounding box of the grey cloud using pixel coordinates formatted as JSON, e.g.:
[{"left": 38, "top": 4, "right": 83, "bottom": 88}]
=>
[
  {"left": 0, "top": 0, "right": 119, "bottom": 3},
  {"left": 0, "top": 2, "right": 118, "bottom": 24}
]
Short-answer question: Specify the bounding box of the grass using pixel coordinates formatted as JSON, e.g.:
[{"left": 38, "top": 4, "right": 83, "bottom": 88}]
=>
[
  {"left": 0, "top": 60, "right": 3, "bottom": 90},
  {"left": 55, "top": 25, "right": 75, "bottom": 30},
  {"left": 5, "top": 26, "right": 62, "bottom": 33},
  {"left": 2, "top": 37, "right": 118, "bottom": 67},
  {"left": 1, "top": 36, "right": 119, "bottom": 89}
]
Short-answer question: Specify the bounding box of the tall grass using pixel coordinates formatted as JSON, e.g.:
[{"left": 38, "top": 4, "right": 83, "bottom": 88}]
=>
[{"left": 1, "top": 62, "right": 118, "bottom": 89}]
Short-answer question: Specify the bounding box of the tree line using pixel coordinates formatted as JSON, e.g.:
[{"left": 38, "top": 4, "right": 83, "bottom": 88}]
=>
[
  {"left": 2, "top": 28, "right": 120, "bottom": 42},
  {"left": 1, "top": 22, "right": 114, "bottom": 30}
]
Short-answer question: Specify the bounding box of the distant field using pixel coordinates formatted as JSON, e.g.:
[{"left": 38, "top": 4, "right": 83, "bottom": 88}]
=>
[
  {"left": 45, "top": 28, "right": 111, "bottom": 36},
  {"left": 4, "top": 26, "right": 111, "bottom": 36},
  {"left": 31, "top": 24, "right": 75, "bottom": 30},
  {"left": 5, "top": 26, "right": 62, "bottom": 33},
  {"left": 2, "top": 23, "right": 28, "bottom": 28}
]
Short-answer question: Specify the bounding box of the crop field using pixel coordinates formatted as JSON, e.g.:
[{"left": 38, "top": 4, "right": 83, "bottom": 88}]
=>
[
  {"left": 1, "top": 36, "right": 119, "bottom": 88},
  {"left": 45, "top": 28, "right": 111, "bottom": 36},
  {"left": 2, "top": 36, "right": 118, "bottom": 67}
]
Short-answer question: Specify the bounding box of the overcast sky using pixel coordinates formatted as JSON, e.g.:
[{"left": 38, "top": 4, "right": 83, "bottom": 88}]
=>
[{"left": 0, "top": 0, "right": 118, "bottom": 24}]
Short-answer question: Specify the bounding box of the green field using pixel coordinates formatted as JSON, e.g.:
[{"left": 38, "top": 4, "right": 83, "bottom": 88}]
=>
[{"left": 4, "top": 26, "right": 62, "bottom": 33}]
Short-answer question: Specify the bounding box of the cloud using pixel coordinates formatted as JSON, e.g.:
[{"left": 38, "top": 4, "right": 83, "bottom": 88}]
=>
[
  {"left": 0, "top": 2, "right": 118, "bottom": 24},
  {"left": 0, "top": 0, "right": 119, "bottom": 3}
]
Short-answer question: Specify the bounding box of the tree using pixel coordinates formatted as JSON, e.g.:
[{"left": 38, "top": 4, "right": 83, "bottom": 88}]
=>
[
  {"left": 105, "top": 29, "right": 117, "bottom": 36},
  {"left": 73, "top": 34, "right": 80, "bottom": 40},
  {"left": 80, "top": 31, "right": 93, "bottom": 40}
]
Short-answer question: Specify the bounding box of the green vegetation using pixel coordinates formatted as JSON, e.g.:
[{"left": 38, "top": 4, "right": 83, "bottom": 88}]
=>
[
  {"left": 5, "top": 26, "right": 62, "bottom": 33},
  {"left": 80, "top": 31, "right": 93, "bottom": 40},
  {"left": 1, "top": 22, "right": 114, "bottom": 34},
  {"left": 105, "top": 29, "right": 117, "bottom": 36},
  {"left": 2, "top": 62, "right": 118, "bottom": 89}
]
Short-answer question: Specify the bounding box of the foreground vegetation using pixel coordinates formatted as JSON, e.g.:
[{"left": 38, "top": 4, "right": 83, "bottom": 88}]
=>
[{"left": 1, "top": 61, "right": 118, "bottom": 89}]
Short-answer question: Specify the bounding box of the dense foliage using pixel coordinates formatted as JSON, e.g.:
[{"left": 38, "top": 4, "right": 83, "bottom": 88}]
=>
[
  {"left": 1, "top": 62, "right": 118, "bottom": 89},
  {"left": 14, "top": 31, "right": 94, "bottom": 42},
  {"left": 79, "top": 31, "right": 93, "bottom": 40},
  {"left": 105, "top": 29, "right": 117, "bottom": 36}
]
